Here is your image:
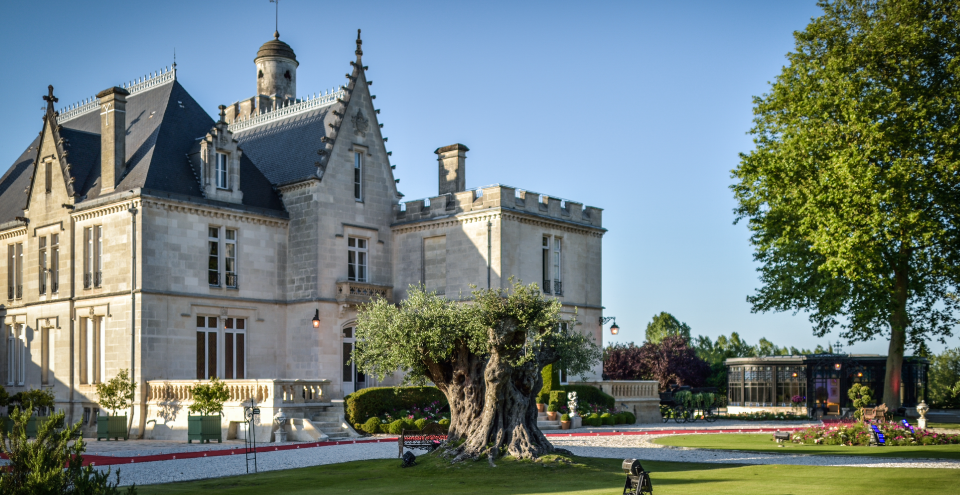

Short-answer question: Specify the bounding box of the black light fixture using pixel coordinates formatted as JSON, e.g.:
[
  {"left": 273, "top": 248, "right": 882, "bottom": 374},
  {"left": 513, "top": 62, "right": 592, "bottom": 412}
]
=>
[
  {"left": 401, "top": 451, "right": 417, "bottom": 468},
  {"left": 312, "top": 309, "right": 321, "bottom": 328},
  {"left": 621, "top": 458, "right": 653, "bottom": 494},
  {"left": 600, "top": 316, "right": 619, "bottom": 335}
]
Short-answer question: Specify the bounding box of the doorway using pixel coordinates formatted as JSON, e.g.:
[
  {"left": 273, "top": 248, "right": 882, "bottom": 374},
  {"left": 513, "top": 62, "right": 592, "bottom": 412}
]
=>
[{"left": 341, "top": 327, "right": 365, "bottom": 395}]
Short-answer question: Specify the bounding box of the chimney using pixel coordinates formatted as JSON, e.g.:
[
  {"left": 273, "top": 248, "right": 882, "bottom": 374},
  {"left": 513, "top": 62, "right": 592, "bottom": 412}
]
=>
[
  {"left": 435, "top": 144, "right": 469, "bottom": 195},
  {"left": 97, "top": 86, "right": 130, "bottom": 192}
]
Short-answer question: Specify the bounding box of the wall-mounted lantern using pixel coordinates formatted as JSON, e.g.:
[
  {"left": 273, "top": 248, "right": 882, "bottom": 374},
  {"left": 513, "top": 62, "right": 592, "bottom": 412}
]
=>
[
  {"left": 600, "top": 316, "right": 619, "bottom": 336},
  {"left": 312, "top": 309, "right": 321, "bottom": 328}
]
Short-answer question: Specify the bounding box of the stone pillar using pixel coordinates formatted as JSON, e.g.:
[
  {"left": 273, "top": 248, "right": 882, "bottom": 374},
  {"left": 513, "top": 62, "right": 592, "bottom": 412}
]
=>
[
  {"left": 435, "top": 143, "right": 469, "bottom": 196},
  {"left": 97, "top": 86, "right": 130, "bottom": 193}
]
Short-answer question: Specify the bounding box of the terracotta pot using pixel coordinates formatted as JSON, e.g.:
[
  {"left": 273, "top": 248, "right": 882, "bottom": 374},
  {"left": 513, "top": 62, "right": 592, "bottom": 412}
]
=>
[
  {"left": 537, "top": 404, "right": 546, "bottom": 413},
  {"left": 561, "top": 421, "right": 571, "bottom": 430},
  {"left": 547, "top": 411, "right": 558, "bottom": 421}
]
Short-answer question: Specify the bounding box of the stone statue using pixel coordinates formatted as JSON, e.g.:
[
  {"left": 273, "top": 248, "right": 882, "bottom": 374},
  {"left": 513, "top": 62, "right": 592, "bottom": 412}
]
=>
[{"left": 567, "top": 392, "right": 579, "bottom": 418}]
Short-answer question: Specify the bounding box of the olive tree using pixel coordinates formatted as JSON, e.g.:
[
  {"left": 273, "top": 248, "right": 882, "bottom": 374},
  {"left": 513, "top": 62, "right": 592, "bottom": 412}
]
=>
[{"left": 354, "top": 282, "right": 601, "bottom": 461}]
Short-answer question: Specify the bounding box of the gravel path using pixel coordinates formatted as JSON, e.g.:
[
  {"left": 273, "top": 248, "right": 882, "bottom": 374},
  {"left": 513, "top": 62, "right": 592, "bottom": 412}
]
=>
[{"left": 100, "top": 429, "right": 960, "bottom": 487}]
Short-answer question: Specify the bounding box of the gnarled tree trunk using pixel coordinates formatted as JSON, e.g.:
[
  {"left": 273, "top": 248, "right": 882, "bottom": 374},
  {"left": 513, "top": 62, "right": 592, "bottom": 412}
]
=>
[{"left": 427, "top": 317, "right": 565, "bottom": 461}]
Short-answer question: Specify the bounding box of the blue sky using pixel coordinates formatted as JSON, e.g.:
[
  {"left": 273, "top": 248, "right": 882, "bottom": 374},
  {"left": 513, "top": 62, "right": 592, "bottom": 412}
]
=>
[{"left": 1, "top": 0, "right": 957, "bottom": 354}]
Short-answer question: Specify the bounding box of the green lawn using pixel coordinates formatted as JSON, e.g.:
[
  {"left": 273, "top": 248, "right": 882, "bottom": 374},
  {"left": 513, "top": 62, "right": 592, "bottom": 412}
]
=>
[
  {"left": 136, "top": 454, "right": 960, "bottom": 495},
  {"left": 655, "top": 433, "right": 960, "bottom": 459}
]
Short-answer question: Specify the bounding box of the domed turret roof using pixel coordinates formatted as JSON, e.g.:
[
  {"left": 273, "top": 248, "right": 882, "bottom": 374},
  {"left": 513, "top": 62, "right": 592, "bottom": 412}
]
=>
[{"left": 255, "top": 31, "right": 298, "bottom": 64}]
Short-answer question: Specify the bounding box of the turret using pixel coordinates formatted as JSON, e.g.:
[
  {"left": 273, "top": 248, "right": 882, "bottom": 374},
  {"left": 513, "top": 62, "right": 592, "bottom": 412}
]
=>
[{"left": 255, "top": 31, "right": 298, "bottom": 105}]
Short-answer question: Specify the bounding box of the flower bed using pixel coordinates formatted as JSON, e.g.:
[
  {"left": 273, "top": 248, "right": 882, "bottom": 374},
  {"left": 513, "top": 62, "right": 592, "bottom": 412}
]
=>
[
  {"left": 714, "top": 411, "right": 808, "bottom": 421},
  {"left": 792, "top": 421, "right": 960, "bottom": 446}
]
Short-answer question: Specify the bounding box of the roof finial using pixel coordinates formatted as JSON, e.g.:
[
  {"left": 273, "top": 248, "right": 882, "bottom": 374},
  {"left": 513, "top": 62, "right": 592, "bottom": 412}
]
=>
[
  {"left": 218, "top": 105, "right": 227, "bottom": 124},
  {"left": 173, "top": 47, "right": 177, "bottom": 69},
  {"left": 43, "top": 85, "right": 58, "bottom": 115},
  {"left": 355, "top": 28, "right": 363, "bottom": 59},
  {"left": 271, "top": 0, "right": 280, "bottom": 39}
]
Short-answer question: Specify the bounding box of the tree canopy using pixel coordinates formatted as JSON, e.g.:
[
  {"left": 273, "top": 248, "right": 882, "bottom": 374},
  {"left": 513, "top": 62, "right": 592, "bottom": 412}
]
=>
[
  {"left": 731, "top": 0, "right": 960, "bottom": 408},
  {"left": 354, "top": 282, "right": 601, "bottom": 461},
  {"left": 644, "top": 312, "right": 691, "bottom": 344}
]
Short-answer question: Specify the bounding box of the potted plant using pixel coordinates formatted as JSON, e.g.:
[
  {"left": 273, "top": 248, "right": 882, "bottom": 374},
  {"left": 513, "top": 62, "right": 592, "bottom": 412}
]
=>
[
  {"left": 536, "top": 395, "right": 546, "bottom": 413},
  {"left": 6, "top": 388, "right": 54, "bottom": 438},
  {"left": 188, "top": 377, "right": 229, "bottom": 443},
  {"left": 546, "top": 402, "right": 558, "bottom": 421},
  {"left": 560, "top": 413, "right": 571, "bottom": 430},
  {"left": 95, "top": 368, "right": 136, "bottom": 441}
]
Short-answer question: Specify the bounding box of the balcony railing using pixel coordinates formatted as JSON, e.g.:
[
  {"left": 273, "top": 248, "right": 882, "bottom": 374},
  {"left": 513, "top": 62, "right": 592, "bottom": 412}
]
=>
[
  {"left": 15, "top": 285, "right": 21, "bottom": 300},
  {"left": 52, "top": 280, "right": 58, "bottom": 294},
  {"left": 225, "top": 272, "right": 238, "bottom": 289},
  {"left": 553, "top": 280, "right": 563, "bottom": 296},
  {"left": 83, "top": 273, "right": 92, "bottom": 289},
  {"left": 94, "top": 271, "right": 102, "bottom": 288},
  {"left": 543, "top": 278, "right": 551, "bottom": 294},
  {"left": 7, "top": 286, "right": 13, "bottom": 300},
  {"left": 336, "top": 281, "right": 393, "bottom": 305}
]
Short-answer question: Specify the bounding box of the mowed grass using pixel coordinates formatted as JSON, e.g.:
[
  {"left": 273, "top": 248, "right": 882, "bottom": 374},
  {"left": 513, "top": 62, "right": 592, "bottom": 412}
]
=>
[
  {"left": 136, "top": 454, "right": 960, "bottom": 495},
  {"left": 655, "top": 433, "right": 960, "bottom": 460}
]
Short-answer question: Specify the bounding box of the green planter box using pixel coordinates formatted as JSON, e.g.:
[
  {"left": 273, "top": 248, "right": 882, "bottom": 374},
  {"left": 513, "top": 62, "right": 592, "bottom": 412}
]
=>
[
  {"left": 2, "top": 415, "right": 42, "bottom": 438},
  {"left": 97, "top": 415, "right": 128, "bottom": 441},
  {"left": 188, "top": 415, "right": 222, "bottom": 444}
]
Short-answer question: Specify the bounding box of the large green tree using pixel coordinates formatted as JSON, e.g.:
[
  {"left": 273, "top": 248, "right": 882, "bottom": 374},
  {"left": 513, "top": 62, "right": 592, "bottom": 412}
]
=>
[
  {"left": 354, "top": 282, "right": 601, "bottom": 461},
  {"left": 732, "top": 0, "right": 960, "bottom": 409},
  {"left": 644, "top": 312, "right": 692, "bottom": 344}
]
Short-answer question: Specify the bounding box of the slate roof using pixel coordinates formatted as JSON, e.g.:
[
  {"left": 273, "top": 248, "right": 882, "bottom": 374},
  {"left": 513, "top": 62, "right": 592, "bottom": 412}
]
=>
[
  {"left": 0, "top": 78, "right": 286, "bottom": 224},
  {"left": 232, "top": 105, "right": 337, "bottom": 186}
]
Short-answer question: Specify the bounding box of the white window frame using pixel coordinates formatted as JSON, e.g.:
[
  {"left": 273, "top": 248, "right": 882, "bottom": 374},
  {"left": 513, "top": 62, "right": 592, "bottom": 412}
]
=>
[
  {"left": 41, "top": 325, "right": 54, "bottom": 385},
  {"left": 81, "top": 316, "right": 102, "bottom": 385},
  {"left": 39, "top": 236, "right": 47, "bottom": 295},
  {"left": 347, "top": 237, "right": 368, "bottom": 282},
  {"left": 553, "top": 237, "right": 562, "bottom": 295},
  {"left": 196, "top": 316, "right": 247, "bottom": 380},
  {"left": 225, "top": 229, "right": 238, "bottom": 288},
  {"left": 216, "top": 152, "right": 228, "bottom": 189},
  {"left": 197, "top": 316, "right": 218, "bottom": 380},
  {"left": 208, "top": 227, "right": 220, "bottom": 287},
  {"left": 353, "top": 152, "right": 363, "bottom": 201},
  {"left": 51, "top": 234, "right": 59, "bottom": 293},
  {"left": 7, "top": 324, "right": 25, "bottom": 386},
  {"left": 222, "top": 317, "right": 246, "bottom": 380}
]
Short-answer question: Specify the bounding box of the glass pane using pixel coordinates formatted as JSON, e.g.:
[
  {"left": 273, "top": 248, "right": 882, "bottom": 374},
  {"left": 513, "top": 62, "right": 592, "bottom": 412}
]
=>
[
  {"left": 358, "top": 252, "right": 366, "bottom": 266},
  {"left": 343, "top": 327, "right": 353, "bottom": 338},
  {"left": 343, "top": 342, "right": 353, "bottom": 382},
  {"left": 236, "top": 334, "right": 244, "bottom": 379},
  {"left": 358, "top": 239, "right": 366, "bottom": 249},
  {"left": 196, "top": 332, "right": 205, "bottom": 379},
  {"left": 208, "top": 333, "right": 217, "bottom": 379},
  {"left": 225, "top": 258, "right": 235, "bottom": 272},
  {"left": 209, "top": 227, "right": 218, "bottom": 238},
  {"left": 225, "top": 318, "right": 233, "bottom": 329},
  {"left": 209, "top": 241, "right": 219, "bottom": 256},
  {"left": 197, "top": 316, "right": 205, "bottom": 328},
  {"left": 226, "top": 229, "right": 236, "bottom": 240},
  {"left": 224, "top": 333, "right": 234, "bottom": 379},
  {"left": 226, "top": 244, "right": 236, "bottom": 258},
  {"left": 208, "top": 317, "right": 217, "bottom": 328},
  {"left": 348, "top": 264, "right": 356, "bottom": 281},
  {"left": 237, "top": 318, "right": 245, "bottom": 330},
  {"left": 358, "top": 264, "right": 366, "bottom": 282},
  {"left": 348, "top": 238, "right": 355, "bottom": 247},
  {"left": 543, "top": 236, "right": 548, "bottom": 247}
]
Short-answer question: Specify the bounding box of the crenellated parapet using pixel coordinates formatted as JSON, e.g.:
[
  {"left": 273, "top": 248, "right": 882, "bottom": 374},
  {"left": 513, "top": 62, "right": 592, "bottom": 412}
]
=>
[{"left": 394, "top": 184, "right": 602, "bottom": 229}]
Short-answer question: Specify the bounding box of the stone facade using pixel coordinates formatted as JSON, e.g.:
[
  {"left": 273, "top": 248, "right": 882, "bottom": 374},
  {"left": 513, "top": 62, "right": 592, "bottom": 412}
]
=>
[{"left": 0, "top": 32, "right": 607, "bottom": 439}]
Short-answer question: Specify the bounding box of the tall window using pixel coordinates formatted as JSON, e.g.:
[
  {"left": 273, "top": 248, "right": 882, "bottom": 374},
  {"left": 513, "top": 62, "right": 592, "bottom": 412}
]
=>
[
  {"left": 41, "top": 326, "right": 54, "bottom": 385},
  {"left": 83, "top": 226, "right": 102, "bottom": 288},
  {"left": 223, "top": 317, "right": 245, "bottom": 379},
  {"left": 744, "top": 365, "right": 773, "bottom": 407},
  {"left": 225, "top": 229, "right": 237, "bottom": 288},
  {"left": 7, "top": 324, "right": 25, "bottom": 386},
  {"left": 196, "top": 316, "right": 218, "bottom": 379},
  {"left": 347, "top": 237, "right": 367, "bottom": 282},
  {"left": 45, "top": 160, "right": 52, "bottom": 193},
  {"left": 208, "top": 227, "right": 220, "bottom": 286},
  {"left": 216, "top": 152, "right": 228, "bottom": 189},
  {"left": 80, "top": 317, "right": 103, "bottom": 384},
  {"left": 8, "top": 243, "right": 23, "bottom": 300},
  {"left": 542, "top": 237, "right": 551, "bottom": 294},
  {"left": 353, "top": 152, "right": 363, "bottom": 201},
  {"left": 39, "top": 236, "right": 47, "bottom": 295},
  {"left": 51, "top": 234, "right": 59, "bottom": 293},
  {"left": 776, "top": 365, "right": 807, "bottom": 407},
  {"left": 728, "top": 366, "right": 743, "bottom": 406},
  {"left": 553, "top": 237, "right": 562, "bottom": 296}
]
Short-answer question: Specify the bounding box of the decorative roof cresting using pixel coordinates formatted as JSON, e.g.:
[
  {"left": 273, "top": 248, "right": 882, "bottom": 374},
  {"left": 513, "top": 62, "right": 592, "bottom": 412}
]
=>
[
  {"left": 228, "top": 89, "right": 346, "bottom": 134},
  {"left": 56, "top": 66, "right": 177, "bottom": 124}
]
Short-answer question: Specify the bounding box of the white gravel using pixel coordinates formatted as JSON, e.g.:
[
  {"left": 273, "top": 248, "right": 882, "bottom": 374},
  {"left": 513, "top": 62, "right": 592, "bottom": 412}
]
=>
[{"left": 100, "top": 431, "right": 960, "bottom": 486}]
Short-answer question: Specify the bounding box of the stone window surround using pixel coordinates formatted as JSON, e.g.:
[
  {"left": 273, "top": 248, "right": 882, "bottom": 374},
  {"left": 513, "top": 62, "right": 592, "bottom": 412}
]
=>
[
  {"left": 33, "top": 222, "right": 65, "bottom": 299},
  {"left": 73, "top": 304, "right": 110, "bottom": 386},
  {"left": 343, "top": 224, "right": 379, "bottom": 284},
  {"left": 541, "top": 234, "right": 563, "bottom": 296},
  {"left": 348, "top": 144, "right": 371, "bottom": 204},
  {"left": 208, "top": 225, "right": 240, "bottom": 289},
  {"left": 4, "top": 313, "right": 27, "bottom": 386},
  {"left": 189, "top": 304, "right": 257, "bottom": 380}
]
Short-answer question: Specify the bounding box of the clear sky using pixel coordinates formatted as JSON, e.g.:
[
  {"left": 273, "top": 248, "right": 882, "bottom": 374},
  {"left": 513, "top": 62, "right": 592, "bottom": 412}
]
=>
[{"left": 1, "top": 0, "right": 957, "bottom": 355}]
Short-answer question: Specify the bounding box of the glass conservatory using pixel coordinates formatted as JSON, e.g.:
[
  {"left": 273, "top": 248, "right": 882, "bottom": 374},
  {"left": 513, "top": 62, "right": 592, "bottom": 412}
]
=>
[{"left": 724, "top": 354, "right": 928, "bottom": 416}]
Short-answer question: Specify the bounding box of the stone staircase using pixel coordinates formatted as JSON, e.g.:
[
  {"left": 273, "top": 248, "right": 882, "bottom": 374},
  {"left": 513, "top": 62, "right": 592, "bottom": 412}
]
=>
[
  {"left": 537, "top": 411, "right": 561, "bottom": 431},
  {"left": 310, "top": 401, "right": 357, "bottom": 441}
]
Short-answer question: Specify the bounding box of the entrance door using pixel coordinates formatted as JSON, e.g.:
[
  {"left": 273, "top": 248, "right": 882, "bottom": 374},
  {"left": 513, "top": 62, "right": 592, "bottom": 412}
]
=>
[{"left": 341, "top": 327, "right": 365, "bottom": 395}]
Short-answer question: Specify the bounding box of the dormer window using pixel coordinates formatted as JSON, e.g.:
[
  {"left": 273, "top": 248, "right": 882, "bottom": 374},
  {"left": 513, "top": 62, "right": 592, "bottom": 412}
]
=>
[{"left": 216, "top": 152, "right": 228, "bottom": 189}]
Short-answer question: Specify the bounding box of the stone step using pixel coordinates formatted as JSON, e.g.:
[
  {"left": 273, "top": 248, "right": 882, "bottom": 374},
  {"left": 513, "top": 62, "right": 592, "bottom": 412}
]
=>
[
  {"left": 324, "top": 432, "right": 351, "bottom": 440},
  {"left": 537, "top": 423, "right": 561, "bottom": 430},
  {"left": 312, "top": 414, "right": 342, "bottom": 422},
  {"left": 312, "top": 421, "right": 343, "bottom": 429}
]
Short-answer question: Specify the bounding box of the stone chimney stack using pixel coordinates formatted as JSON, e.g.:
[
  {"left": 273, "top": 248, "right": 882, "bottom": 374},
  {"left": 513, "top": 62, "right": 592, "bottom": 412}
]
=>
[
  {"left": 435, "top": 144, "right": 469, "bottom": 195},
  {"left": 97, "top": 86, "right": 129, "bottom": 193}
]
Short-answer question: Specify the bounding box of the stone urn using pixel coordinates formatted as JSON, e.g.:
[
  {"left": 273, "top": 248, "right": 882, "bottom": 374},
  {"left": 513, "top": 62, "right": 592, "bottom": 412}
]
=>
[{"left": 916, "top": 400, "right": 930, "bottom": 429}]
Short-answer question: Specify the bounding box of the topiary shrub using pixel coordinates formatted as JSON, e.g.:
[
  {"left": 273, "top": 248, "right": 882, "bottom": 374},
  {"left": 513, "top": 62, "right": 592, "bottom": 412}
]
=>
[
  {"left": 538, "top": 364, "right": 561, "bottom": 403},
  {"left": 600, "top": 413, "right": 614, "bottom": 425},
  {"left": 546, "top": 403, "right": 558, "bottom": 413},
  {"left": 549, "top": 390, "right": 568, "bottom": 408},
  {"left": 560, "top": 413, "right": 570, "bottom": 422},
  {"left": 438, "top": 418, "right": 451, "bottom": 429},
  {"left": 623, "top": 411, "right": 636, "bottom": 424},
  {"left": 561, "top": 385, "right": 615, "bottom": 410},
  {"left": 403, "top": 418, "right": 418, "bottom": 432},
  {"left": 361, "top": 417, "right": 381, "bottom": 435},
  {"left": 387, "top": 419, "right": 406, "bottom": 435},
  {"left": 343, "top": 386, "right": 447, "bottom": 425},
  {"left": 587, "top": 413, "right": 601, "bottom": 426},
  {"left": 414, "top": 418, "right": 429, "bottom": 430}
]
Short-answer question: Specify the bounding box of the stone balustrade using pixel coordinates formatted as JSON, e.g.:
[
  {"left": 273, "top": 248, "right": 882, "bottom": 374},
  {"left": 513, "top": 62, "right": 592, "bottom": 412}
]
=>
[
  {"left": 336, "top": 280, "right": 393, "bottom": 305},
  {"left": 569, "top": 380, "right": 661, "bottom": 423},
  {"left": 145, "top": 378, "right": 331, "bottom": 408}
]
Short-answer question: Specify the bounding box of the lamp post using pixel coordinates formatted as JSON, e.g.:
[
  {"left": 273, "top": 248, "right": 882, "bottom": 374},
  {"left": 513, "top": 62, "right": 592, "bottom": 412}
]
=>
[{"left": 600, "top": 316, "right": 619, "bottom": 335}]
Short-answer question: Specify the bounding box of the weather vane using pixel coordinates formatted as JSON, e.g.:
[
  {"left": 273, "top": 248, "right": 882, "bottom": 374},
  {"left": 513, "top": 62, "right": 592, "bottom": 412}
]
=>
[{"left": 270, "top": 0, "right": 280, "bottom": 37}]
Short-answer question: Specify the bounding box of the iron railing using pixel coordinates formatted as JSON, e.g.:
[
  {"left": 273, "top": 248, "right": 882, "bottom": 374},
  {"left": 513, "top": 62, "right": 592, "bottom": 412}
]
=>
[
  {"left": 94, "top": 271, "right": 103, "bottom": 288},
  {"left": 543, "top": 278, "right": 551, "bottom": 294},
  {"left": 83, "top": 273, "right": 92, "bottom": 289},
  {"left": 554, "top": 280, "right": 563, "bottom": 296},
  {"left": 15, "top": 285, "right": 22, "bottom": 299},
  {"left": 226, "top": 273, "right": 238, "bottom": 288}
]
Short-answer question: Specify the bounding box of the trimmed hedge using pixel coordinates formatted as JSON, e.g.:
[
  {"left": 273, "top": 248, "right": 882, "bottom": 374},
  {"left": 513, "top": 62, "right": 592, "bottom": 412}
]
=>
[
  {"left": 386, "top": 418, "right": 418, "bottom": 435},
  {"left": 361, "top": 417, "right": 381, "bottom": 434},
  {"left": 438, "top": 418, "right": 450, "bottom": 429},
  {"left": 600, "top": 413, "right": 614, "bottom": 426},
  {"left": 585, "top": 413, "right": 601, "bottom": 427},
  {"left": 562, "top": 384, "right": 615, "bottom": 410},
  {"left": 549, "top": 390, "right": 568, "bottom": 407},
  {"left": 414, "top": 418, "right": 429, "bottom": 430},
  {"left": 623, "top": 411, "right": 636, "bottom": 424},
  {"left": 344, "top": 386, "right": 447, "bottom": 425}
]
